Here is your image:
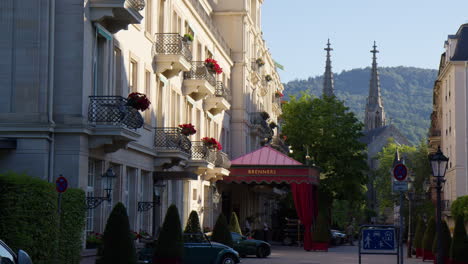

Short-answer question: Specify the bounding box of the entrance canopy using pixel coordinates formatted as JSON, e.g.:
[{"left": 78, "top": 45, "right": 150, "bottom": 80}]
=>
[{"left": 224, "top": 146, "right": 319, "bottom": 185}]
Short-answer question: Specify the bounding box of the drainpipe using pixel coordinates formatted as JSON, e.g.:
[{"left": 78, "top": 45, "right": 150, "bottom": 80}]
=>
[{"left": 47, "top": 0, "right": 56, "bottom": 183}]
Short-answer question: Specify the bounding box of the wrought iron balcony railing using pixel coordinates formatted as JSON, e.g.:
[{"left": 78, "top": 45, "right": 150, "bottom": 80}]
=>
[
  {"left": 184, "top": 61, "right": 216, "bottom": 87},
  {"left": 249, "top": 112, "right": 268, "bottom": 127},
  {"left": 215, "top": 151, "right": 230, "bottom": 168},
  {"left": 154, "top": 127, "right": 191, "bottom": 155},
  {"left": 88, "top": 96, "right": 144, "bottom": 129},
  {"left": 153, "top": 33, "right": 192, "bottom": 62},
  {"left": 191, "top": 141, "right": 217, "bottom": 164},
  {"left": 215, "top": 81, "right": 231, "bottom": 101}
]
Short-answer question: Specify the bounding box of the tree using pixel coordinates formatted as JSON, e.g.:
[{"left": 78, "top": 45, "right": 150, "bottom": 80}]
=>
[
  {"left": 228, "top": 212, "right": 242, "bottom": 235},
  {"left": 422, "top": 216, "right": 436, "bottom": 252},
  {"left": 184, "top": 211, "right": 202, "bottom": 234},
  {"left": 413, "top": 216, "right": 425, "bottom": 251},
  {"left": 450, "top": 215, "right": 468, "bottom": 262},
  {"left": 431, "top": 220, "right": 451, "bottom": 261},
  {"left": 99, "top": 203, "right": 137, "bottom": 264},
  {"left": 451, "top": 195, "right": 468, "bottom": 220},
  {"left": 211, "top": 214, "right": 233, "bottom": 247},
  {"left": 281, "top": 95, "right": 368, "bottom": 202},
  {"left": 153, "top": 204, "right": 184, "bottom": 263}
]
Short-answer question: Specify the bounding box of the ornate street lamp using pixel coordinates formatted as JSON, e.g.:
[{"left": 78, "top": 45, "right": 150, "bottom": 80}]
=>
[
  {"left": 429, "top": 146, "right": 448, "bottom": 264},
  {"left": 86, "top": 168, "right": 116, "bottom": 209},
  {"left": 138, "top": 184, "right": 166, "bottom": 212}
]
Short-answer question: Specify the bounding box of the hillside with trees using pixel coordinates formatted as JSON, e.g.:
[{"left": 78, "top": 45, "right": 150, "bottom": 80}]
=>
[{"left": 283, "top": 67, "right": 437, "bottom": 144}]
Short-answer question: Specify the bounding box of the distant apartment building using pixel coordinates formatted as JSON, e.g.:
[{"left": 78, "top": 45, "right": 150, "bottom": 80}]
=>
[
  {"left": 429, "top": 23, "right": 468, "bottom": 223},
  {"left": 0, "top": 0, "right": 284, "bottom": 239}
]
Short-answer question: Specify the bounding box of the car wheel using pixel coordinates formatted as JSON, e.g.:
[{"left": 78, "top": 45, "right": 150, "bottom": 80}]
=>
[
  {"left": 221, "top": 254, "right": 236, "bottom": 264},
  {"left": 256, "top": 245, "right": 269, "bottom": 258}
]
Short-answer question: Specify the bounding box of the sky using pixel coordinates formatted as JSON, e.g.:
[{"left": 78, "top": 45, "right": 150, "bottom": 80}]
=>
[{"left": 261, "top": 0, "right": 468, "bottom": 83}]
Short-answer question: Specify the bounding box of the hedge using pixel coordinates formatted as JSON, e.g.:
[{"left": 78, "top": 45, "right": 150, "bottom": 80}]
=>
[
  {"left": 212, "top": 214, "right": 233, "bottom": 247},
  {"left": 431, "top": 220, "right": 451, "bottom": 258},
  {"left": 450, "top": 215, "right": 468, "bottom": 262},
  {"left": 154, "top": 204, "right": 184, "bottom": 260},
  {"left": 228, "top": 212, "right": 242, "bottom": 235},
  {"left": 451, "top": 195, "right": 468, "bottom": 219},
  {"left": 422, "top": 216, "right": 436, "bottom": 251},
  {"left": 0, "top": 172, "right": 85, "bottom": 264},
  {"left": 413, "top": 216, "right": 425, "bottom": 249}
]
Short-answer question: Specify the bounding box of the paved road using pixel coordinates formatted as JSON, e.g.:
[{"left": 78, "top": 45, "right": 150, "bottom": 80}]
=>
[{"left": 241, "top": 245, "right": 424, "bottom": 264}]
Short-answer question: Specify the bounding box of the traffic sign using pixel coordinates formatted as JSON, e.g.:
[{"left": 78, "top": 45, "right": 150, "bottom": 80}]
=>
[
  {"left": 393, "top": 181, "right": 408, "bottom": 192},
  {"left": 55, "top": 176, "right": 68, "bottom": 193},
  {"left": 393, "top": 164, "right": 408, "bottom": 181},
  {"left": 361, "top": 228, "right": 396, "bottom": 252}
]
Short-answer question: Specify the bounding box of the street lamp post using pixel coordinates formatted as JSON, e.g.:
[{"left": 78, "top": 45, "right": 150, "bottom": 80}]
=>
[
  {"left": 406, "top": 176, "right": 415, "bottom": 258},
  {"left": 429, "top": 146, "right": 448, "bottom": 264},
  {"left": 86, "top": 168, "right": 116, "bottom": 209}
]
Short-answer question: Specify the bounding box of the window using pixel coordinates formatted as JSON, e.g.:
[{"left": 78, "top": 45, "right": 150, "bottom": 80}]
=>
[
  {"left": 93, "top": 25, "right": 113, "bottom": 95},
  {"left": 144, "top": 71, "right": 152, "bottom": 123},
  {"left": 114, "top": 47, "right": 123, "bottom": 96},
  {"left": 156, "top": 79, "right": 164, "bottom": 127},
  {"left": 145, "top": 0, "right": 152, "bottom": 34},
  {"left": 192, "top": 189, "right": 197, "bottom": 200},
  {"left": 129, "top": 60, "right": 138, "bottom": 93},
  {"left": 126, "top": 167, "right": 137, "bottom": 230},
  {"left": 158, "top": 0, "right": 165, "bottom": 33},
  {"left": 140, "top": 171, "right": 152, "bottom": 233}
]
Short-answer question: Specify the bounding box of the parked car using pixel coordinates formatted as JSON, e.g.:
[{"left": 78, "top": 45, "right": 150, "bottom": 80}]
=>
[
  {"left": 230, "top": 232, "right": 271, "bottom": 258},
  {"left": 0, "top": 240, "right": 33, "bottom": 264},
  {"left": 137, "top": 233, "right": 240, "bottom": 264},
  {"left": 330, "top": 229, "right": 347, "bottom": 245}
]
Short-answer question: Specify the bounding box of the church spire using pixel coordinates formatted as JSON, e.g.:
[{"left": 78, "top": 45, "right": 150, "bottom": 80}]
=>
[
  {"left": 364, "top": 41, "right": 386, "bottom": 131},
  {"left": 323, "top": 39, "right": 335, "bottom": 97}
]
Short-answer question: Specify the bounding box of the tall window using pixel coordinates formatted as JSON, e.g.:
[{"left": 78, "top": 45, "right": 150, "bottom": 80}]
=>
[
  {"left": 86, "top": 159, "right": 96, "bottom": 234},
  {"left": 145, "top": 71, "right": 152, "bottom": 123},
  {"left": 125, "top": 167, "right": 137, "bottom": 230},
  {"left": 113, "top": 47, "right": 123, "bottom": 96},
  {"left": 156, "top": 80, "right": 164, "bottom": 127},
  {"left": 140, "top": 171, "right": 152, "bottom": 233},
  {"left": 158, "top": 0, "right": 165, "bottom": 33},
  {"left": 129, "top": 60, "right": 138, "bottom": 93},
  {"left": 145, "top": 0, "right": 152, "bottom": 34}
]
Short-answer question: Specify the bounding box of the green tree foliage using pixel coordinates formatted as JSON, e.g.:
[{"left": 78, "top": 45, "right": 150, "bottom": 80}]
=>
[
  {"left": 450, "top": 215, "right": 468, "bottom": 262},
  {"left": 312, "top": 213, "right": 330, "bottom": 243},
  {"left": 422, "top": 216, "right": 436, "bottom": 251},
  {"left": 228, "top": 212, "right": 242, "bottom": 235},
  {"left": 413, "top": 216, "right": 426, "bottom": 250},
  {"left": 281, "top": 95, "right": 368, "bottom": 202},
  {"left": 184, "top": 210, "right": 202, "bottom": 234},
  {"left": 154, "top": 204, "right": 184, "bottom": 260},
  {"left": 283, "top": 67, "right": 437, "bottom": 144},
  {"left": 431, "top": 220, "right": 451, "bottom": 259},
  {"left": 212, "top": 214, "right": 233, "bottom": 247},
  {"left": 100, "top": 203, "right": 137, "bottom": 264},
  {"left": 451, "top": 195, "right": 468, "bottom": 219}
]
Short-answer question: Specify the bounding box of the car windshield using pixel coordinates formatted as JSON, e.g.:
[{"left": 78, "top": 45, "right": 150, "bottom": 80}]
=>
[
  {"left": 0, "top": 241, "right": 15, "bottom": 263},
  {"left": 184, "top": 233, "right": 210, "bottom": 243}
]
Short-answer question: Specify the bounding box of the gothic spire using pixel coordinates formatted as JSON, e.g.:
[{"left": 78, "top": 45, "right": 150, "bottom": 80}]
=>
[
  {"left": 323, "top": 39, "right": 335, "bottom": 97},
  {"left": 364, "top": 41, "right": 386, "bottom": 131}
]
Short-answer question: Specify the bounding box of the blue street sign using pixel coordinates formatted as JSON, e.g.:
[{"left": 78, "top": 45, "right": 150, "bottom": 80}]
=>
[
  {"left": 56, "top": 176, "right": 68, "bottom": 193},
  {"left": 361, "top": 228, "right": 396, "bottom": 251},
  {"left": 393, "top": 163, "right": 408, "bottom": 181}
]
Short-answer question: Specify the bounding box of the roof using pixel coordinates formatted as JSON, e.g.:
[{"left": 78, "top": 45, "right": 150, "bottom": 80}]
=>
[
  {"left": 361, "top": 125, "right": 411, "bottom": 146},
  {"left": 231, "top": 146, "right": 303, "bottom": 166},
  {"left": 451, "top": 24, "right": 468, "bottom": 61}
]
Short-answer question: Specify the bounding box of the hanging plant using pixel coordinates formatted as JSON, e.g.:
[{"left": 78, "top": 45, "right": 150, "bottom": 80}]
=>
[
  {"left": 126, "top": 92, "right": 151, "bottom": 111},
  {"left": 201, "top": 137, "right": 222, "bottom": 151},
  {"left": 204, "top": 58, "right": 223, "bottom": 74},
  {"left": 182, "top": 33, "right": 194, "bottom": 42},
  {"left": 265, "top": 75, "right": 273, "bottom": 82},
  {"left": 178, "top": 123, "right": 197, "bottom": 136},
  {"left": 256, "top": 58, "right": 265, "bottom": 67}
]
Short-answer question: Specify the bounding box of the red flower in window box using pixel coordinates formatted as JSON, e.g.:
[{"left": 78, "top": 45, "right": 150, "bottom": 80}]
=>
[
  {"left": 275, "top": 91, "right": 284, "bottom": 98},
  {"left": 204, "top": 58, "right": 223, "bottom": 74},
  {"left": 178, "top": 123, "right": 197, "bottom": 136},
  {"left": 201, "top": 137, "right": 222, "bottom": 151},
  {"left": 127, "top": 92, "right": 151, "bottom": 111}
]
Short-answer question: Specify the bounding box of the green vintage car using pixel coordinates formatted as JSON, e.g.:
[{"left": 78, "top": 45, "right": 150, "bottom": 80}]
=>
[
  {"left": 231, "top": 232, "right": 271, "bottom": 258},
  {"left": 137, "top": 233, "right": 240, "bottom": 264}
]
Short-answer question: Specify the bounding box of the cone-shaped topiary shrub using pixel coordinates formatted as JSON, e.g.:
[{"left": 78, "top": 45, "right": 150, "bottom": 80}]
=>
[
  {"left": 450, "top": 215, "right": 468, "bottom": 263},
  {"left": 312, "top": 212, "right": 330, "bottom": 243},
  {"left": 422, "top": 216, "right": 436, "bottom": 252},
  {"left": 184, "top": 210, "right": 202, "bottom": 234},
  {"left": 99, "top": 202, "right": 137, "bottom": 264},
  {"left": 228, "top": 212, "right": 242, "bottom": 235},
  {"left": 154, "top": 204, "right": 184, "bottom": 264},
  {"left": 432, "top": 220, "right": 451, "bottom": 261},
  {"left": 212, "top": 214, "right": 233, "bottom": 247},
  {"left": 413, "top": 216, "right": 425, "bottom": 250}
]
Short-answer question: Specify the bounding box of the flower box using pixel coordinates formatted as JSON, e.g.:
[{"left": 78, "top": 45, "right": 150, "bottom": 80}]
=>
[
  {"left": 201, "top": 137, "right": 222, "bottom": 151},
  {"left": 275, "top": 91, "right": 284, "bottom": 98},
  {"left": 178, "top": 123, "right": 196, "bottom": 136},
  {"left": 204, "top": 58, "right": 223, "bottom": 74},
  {"left": 127, "top": 92, "right": 151, "bottom": 111},
  {"left": 182, "top": 33, "right": 193, "bottom": 42},
  {"left": 256, "top": 58, "right": 265, "bottom": 67}
]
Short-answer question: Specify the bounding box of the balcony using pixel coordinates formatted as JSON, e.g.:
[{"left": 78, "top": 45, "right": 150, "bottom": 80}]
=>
[
  {"left": 183, "top": 62, "right": 216, "bottom": 100},
  {"left": 272, "top": 96, "right": 282, "bottom": 115},
  {"left": 250, "top": 60, "right": 264, "bottom": 84},
  {"left": 153, "top": 34, "right": 192, "bottom": 78},
  {"left": 249, "top": 112, "right": 274, "bottom": 140},
  {"left": 186, "top": 141, "right": 216, "bottom": 174},
  {"left": 87, "top": 96, "right": 142, "bottom": 152},
  {"left": 154, "top": 128, "right": 191, "bottom": 166},
  {"left": 206, "top": 151, "right": 231, "bottom": 181},
  {"left": 204, "top": 82, "right": 231, "bottom": 115},
  {"left": 89, "top": 0, "right": 145, "bottom": 33},
  {"left": 258, "top": 80, "right": 269, "bottom": 97},
  {"left": 441, "top": 200, "right": 451, "bottom": 213},
  {"left": 270, "top": 136, "right": 289, "bottom": 154}
]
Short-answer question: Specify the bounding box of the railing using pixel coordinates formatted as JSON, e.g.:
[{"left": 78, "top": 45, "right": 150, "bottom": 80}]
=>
[
  {"left": 215, "top": 81, "right": 231, "bottom": 101},
  {"left": 126, "top": 0, "right": 145, "bottom": 11},
  {"left": 153, "top": 33, "right": 192, "bottom": 62},
  {"left": 215, "top": 151, "right": 230, "bottom": 168},
  {"left": 186, "top": 0, "right": 231, "bottom": 56},
  {"left": 271, "top": 136, "right": 289, "bottom": 154},
  {"left": 249, "top": 112, "right": 268, "bottom": 127},
  {"left": 191, "top": 141, "right": 217, "bottom": 163},
  {"left": 88, "top": 96, "right": 144, "bottom": 129},
  {"left": 154, "top": 127, "right": 191, "bottom": 155},
  {"left": 441, "top": 200, "right": 451, "bottom": 212},
  {"left": 184, "top": 61, "right": 216, "bottom": 87}
]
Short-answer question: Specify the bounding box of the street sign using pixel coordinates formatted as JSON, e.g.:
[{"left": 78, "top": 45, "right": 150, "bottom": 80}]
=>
[
  {"left": 393, "top": 181, "right": 408, "bottom": 192},
  {"left": 55, "top": 176, "right": 68, "bottom": 193},
  {"left": 361, "top": 228, "right": 396, "bottom": 252},
  {"left": 393, "top": 164, "right": 408, "bottom": 181}
]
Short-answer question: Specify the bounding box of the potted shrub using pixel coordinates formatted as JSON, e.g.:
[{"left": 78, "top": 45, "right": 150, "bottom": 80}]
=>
[
  {"left": 153, "top": 205, "right": 184, "bottom": 264},
  {"left": 431, "top": 220, "right": 451, "bottom": 264},
  {"left": 86, "top": 232, "right": 103, "bottom": 249},
  {"left": 228, "top": 212, "right": 242, "bottom": 235},
  {"left": 449, "top": 215, "right": 468, "bottom": 264},
  {"left": 182, "top": 33, "right": 193, "bottom": 43},
  {"left": 127, "top": 92, "right": 151, "bottom": 111},
  {"left": 311, "top": 213, "right": 330, "bottom": 251},
  {"left": 201, "top": 137, "right": 222, "bottom": 151},
  {"left": 212, "top": 214, "right": 233, "bottom": 247},
  {"left": 204, "top": 58, "right": 223, "bottom": 74},
  {"left": 256, "top": 58, "right": 265, "bottom": 67},
  {"left": 422, "top": 216, "right": 436, "bottom": 261},
  {"left": 265, "top": 75, "right": 273, "bottom": 82},
  {"left": 413, "top": 216, "right": 426, "bottom": 258},
  {"left": 184, "top": 211, "right": 203, "bottom": 242},
  {"left": 178, "top": 123, "right": 196, "bottom": 136}
]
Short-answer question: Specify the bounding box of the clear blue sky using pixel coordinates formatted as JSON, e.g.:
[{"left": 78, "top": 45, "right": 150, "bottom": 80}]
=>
[{"left": 262, "top": 0, "right": 468, "bottom": 83}]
